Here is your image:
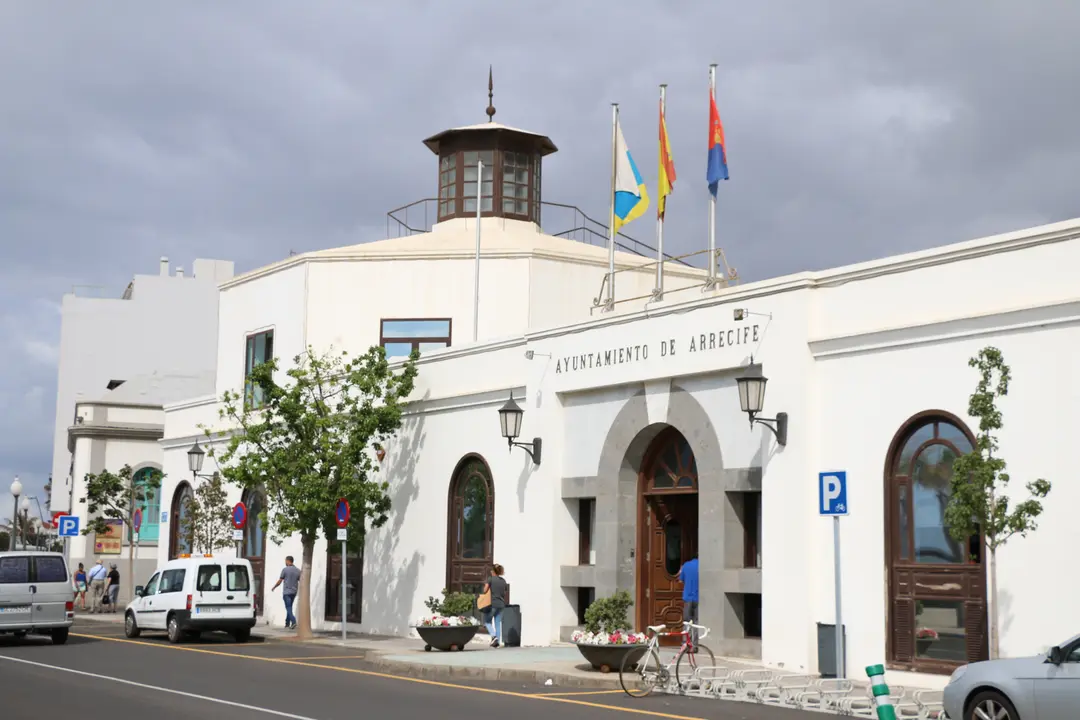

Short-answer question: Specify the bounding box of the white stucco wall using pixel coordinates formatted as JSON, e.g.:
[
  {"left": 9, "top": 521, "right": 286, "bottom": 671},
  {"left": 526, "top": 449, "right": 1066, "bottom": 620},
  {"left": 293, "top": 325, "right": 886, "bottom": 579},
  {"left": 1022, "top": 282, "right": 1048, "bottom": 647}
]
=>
[{"left": 51, "top": 258, "right": 233, "bottom": 512}]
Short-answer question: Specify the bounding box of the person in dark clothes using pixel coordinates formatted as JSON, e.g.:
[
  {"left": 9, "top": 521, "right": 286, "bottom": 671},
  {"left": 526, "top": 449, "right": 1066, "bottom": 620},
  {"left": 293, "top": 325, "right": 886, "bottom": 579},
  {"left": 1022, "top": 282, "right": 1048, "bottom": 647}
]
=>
[
  {"left": 105, "top": 564, "right": 121, "bottom": 612},
  {"left": 482, "top": 564, "right": 508, "bottom": 647}
]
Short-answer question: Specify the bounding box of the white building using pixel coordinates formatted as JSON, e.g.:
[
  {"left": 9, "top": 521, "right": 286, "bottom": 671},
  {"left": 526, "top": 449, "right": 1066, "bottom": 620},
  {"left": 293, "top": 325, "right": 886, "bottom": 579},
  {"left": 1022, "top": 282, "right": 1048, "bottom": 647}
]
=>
[
  {"left": 51, "top": 256, "right": 234, "bottom": 513},
  {"left": 66, "top": 371, "right": 215, "bottom": 600},
  {"left": 152, "top": 113, "right": 1076, "bottom": 686}
]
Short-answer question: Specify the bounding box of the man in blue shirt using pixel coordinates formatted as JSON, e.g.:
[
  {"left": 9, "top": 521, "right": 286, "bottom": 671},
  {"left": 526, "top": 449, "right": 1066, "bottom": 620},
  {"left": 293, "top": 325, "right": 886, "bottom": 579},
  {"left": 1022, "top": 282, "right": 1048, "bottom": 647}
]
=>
[{"left": 678, "top": 552, "right": 699, "bottom": 646}]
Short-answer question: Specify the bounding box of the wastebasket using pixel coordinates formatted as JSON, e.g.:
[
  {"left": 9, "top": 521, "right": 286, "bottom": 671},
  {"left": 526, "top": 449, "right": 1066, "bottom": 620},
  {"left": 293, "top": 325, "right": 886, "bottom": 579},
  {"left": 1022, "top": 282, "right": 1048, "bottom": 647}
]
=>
[
  {"left": 502, "top": 604, "right": 521, "bottom": 647},
  {"left": 816, "top": 622, "right": 847, "bottom": 678}
]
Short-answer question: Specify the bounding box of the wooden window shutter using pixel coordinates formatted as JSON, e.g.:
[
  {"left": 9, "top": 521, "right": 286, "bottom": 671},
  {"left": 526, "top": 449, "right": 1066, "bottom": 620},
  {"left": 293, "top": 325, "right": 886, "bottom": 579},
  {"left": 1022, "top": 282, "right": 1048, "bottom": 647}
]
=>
[
  {"left": 891, "top": 597, "right": 915, "bottom": 662},
  {"left": 965, "top": 601, "right": 989, "bottom": 663}
]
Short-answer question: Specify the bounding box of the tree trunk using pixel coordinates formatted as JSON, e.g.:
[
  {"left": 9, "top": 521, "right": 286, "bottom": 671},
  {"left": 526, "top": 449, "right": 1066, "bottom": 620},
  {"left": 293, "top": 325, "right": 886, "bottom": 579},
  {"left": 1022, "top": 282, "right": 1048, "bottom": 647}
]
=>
[
  {"left": 296, "top": 536, "right": 316, "bottom": 640},
  {"left": 989, "top": 545, "right": 1000, "bottom": 659}
]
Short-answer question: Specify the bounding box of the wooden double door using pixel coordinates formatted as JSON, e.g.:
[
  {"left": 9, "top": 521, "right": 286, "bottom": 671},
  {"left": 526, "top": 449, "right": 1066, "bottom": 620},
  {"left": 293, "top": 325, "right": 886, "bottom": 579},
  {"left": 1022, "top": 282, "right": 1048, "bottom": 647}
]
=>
[{"left": 638, "top": 493, "right": 698, "bottom": 645}]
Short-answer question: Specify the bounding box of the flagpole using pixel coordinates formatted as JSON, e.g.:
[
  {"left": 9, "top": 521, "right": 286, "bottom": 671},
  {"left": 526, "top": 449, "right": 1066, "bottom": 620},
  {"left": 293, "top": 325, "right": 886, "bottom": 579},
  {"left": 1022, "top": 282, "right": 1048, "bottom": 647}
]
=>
[
  {"left": 607, "top": 103, "right": 619, "bottom": 311},
  {"left": 707, "top": 64, "right": 718, "bottom": 289},
  {"left": 655, "top": 85, "right": 666, "bottom": 301},
  {"left": 473, "top": 160, "right": 483, "bottom": 341}
]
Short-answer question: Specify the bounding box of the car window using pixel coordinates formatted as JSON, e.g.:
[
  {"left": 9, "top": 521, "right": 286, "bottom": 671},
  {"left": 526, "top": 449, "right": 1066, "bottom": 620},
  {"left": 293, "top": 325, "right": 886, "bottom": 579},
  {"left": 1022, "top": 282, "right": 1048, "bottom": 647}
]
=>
[
  {"left": 33, "top": 556, "right": 67, "bottom": 583},
  {"left": 144, "top": 573, "right": 160, "bottom": 595},
  {"left": 0, "top": 556, "right": 30, "bottom": 584},
  {"left": 197, "top": 566, "right": 221, "bottom": 592},
  {"left": 1068, "top": 646, "right": 1080, "bottom": 663},
  {"left": 227, "top": 565, "right": 250, "bottom": 591},
  {"left": 159, "top": 569, "right": 186, "bottom": 594}
]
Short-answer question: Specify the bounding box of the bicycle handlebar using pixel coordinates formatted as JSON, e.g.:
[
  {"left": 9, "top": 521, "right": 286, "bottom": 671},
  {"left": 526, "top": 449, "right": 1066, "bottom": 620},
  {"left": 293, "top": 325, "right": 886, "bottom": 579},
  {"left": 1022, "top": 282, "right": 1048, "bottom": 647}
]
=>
[{"left": 644, "top": 622, "right": 711, "bottom": 640}]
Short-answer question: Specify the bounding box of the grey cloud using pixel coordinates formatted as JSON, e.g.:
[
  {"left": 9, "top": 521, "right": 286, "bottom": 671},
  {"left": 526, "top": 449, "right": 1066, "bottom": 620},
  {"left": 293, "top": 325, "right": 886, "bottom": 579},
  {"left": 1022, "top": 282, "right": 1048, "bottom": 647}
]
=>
[{"left": 1, "top": 0, "right": 1077, "bottom": 501}]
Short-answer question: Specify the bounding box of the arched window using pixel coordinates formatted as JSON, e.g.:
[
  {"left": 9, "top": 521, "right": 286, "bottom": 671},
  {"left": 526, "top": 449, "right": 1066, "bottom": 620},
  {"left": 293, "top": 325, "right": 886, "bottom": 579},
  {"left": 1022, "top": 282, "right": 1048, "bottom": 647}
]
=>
[
  {"left": 242, "top": 488, "right": 267, "bottom": 614},
  {"left": 885, "top": 412, "right": 988, "bottom": 672},
  {"left": 446, "top": 456, "right": 494, "bottom": 596},
  {"left": 644, "top": 430, "right": 698, "bottom": 492},
  {"left": 169, "top": 482, "right": 194, "bottom": 559},
  {"left": 133, "top": 467, "right": 161, "bottom": 543}
]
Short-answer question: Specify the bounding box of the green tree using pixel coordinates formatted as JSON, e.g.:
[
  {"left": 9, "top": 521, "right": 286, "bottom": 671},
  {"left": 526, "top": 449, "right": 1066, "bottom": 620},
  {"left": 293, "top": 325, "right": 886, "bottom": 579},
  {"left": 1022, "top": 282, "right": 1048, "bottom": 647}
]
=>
[
  {"left": 206, "top": 345, "right": 418, "bottom": 639},
  {"left": 81, "top": 464, "right": 163, "bottom": 601},
  {"left": 184, "top": 473, "right": 234, "bottom": 555},
  {"left": 945, "top": 347, "right": 1051, "bottom": 659}
]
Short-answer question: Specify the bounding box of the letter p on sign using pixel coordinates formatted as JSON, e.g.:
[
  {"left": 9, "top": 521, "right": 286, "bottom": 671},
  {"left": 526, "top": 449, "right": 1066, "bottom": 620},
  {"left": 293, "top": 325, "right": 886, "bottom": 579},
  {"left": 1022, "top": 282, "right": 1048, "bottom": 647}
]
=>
[{"left": 819, "top": 471, "right": 848, "bottom": 516}]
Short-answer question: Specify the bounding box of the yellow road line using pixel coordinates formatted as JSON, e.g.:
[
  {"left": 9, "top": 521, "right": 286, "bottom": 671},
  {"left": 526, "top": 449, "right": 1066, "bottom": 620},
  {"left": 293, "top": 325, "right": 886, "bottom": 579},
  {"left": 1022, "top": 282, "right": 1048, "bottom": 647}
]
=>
[
  {"left": 71, "top": 633, "right": 704, "bottom": 719},
  {"left": 283, "top": 655, "right": 369, "bottom": 661},
  {"left": 531, "top": 690, "right": 626, "bottom": 697}
]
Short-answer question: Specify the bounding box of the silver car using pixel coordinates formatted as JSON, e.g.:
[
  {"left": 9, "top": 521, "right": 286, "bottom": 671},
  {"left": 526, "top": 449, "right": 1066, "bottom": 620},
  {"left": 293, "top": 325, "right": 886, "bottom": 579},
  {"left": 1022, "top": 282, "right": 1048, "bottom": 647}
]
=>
[
  {"left": 943, "top": 633, "right": 1080, "bottom": 720},
  {"left": 0, "top": 551, "right": 75, "bottom": 644}
]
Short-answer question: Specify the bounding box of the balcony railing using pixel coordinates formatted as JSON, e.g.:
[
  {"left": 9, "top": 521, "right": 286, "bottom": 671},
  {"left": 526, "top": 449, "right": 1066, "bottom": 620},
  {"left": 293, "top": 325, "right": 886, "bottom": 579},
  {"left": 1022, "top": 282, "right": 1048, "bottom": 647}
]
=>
[{"left": 386, "top": 198, "right": 691, "bottom": 267}]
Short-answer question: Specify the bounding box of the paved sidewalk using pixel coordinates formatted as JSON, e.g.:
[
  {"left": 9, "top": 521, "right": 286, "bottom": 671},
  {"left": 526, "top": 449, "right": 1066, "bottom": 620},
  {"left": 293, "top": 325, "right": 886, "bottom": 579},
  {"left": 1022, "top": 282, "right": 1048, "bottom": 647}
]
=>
[{"left": 72, "top": 611, "right": 765, "bottom": 689}]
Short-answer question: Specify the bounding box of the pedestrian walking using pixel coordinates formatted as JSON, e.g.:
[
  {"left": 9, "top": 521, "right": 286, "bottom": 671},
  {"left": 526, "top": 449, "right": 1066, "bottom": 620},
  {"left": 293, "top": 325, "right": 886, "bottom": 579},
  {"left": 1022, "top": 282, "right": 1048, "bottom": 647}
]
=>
[
  {"left": 72, "top": 563, "right": 88, "bottom": 610},
  {"left": 87, "top": 559, "right": 108, "bottom": 613},
  {"left": 271, "top": 556, "right": 301, "bottom": 629},
  {"left": 482, "top": 564, "right": 508, "bottom": 648},
  {"left": 105, "top": 563, "right": 121, "bottom": 612},
  {"left": 678, "top": 552, "right": 699, "bottom": 646}
]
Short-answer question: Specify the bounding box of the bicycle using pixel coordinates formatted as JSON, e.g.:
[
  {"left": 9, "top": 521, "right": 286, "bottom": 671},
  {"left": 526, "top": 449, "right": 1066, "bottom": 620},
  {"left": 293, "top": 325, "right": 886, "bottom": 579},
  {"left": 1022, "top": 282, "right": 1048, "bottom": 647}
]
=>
[{"left": 618, "top": 621, "right": 715, "bottom": 697}]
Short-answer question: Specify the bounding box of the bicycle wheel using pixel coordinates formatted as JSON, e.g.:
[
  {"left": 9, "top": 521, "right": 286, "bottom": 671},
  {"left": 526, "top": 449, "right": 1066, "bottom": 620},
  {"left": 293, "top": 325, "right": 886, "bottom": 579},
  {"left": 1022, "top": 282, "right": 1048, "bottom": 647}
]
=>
[
  {"left": 674, "top": 642, "right": 716, "bottom": 690},
  {"left": 619, "top": 647, "right": 664, "bottom": 698}
]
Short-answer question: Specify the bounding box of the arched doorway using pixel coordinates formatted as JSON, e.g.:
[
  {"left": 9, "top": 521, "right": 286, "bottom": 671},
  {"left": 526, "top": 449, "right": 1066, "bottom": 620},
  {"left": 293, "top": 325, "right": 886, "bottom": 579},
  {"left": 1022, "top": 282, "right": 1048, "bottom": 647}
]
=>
[
  {"left": 637, "top": 427, "right": 698, "bottom": 640},
  {"left": 885, "top": 411, "right": 988, "bottom": 672},
  {"left": 446, "top": 455, "right": 494, "bottom": 597},
  {"left": 168, "top": 482, "right": 194, "bottom": 559},
  {"left": 242, "top": 488, "right": 267, "bottom": 615}
]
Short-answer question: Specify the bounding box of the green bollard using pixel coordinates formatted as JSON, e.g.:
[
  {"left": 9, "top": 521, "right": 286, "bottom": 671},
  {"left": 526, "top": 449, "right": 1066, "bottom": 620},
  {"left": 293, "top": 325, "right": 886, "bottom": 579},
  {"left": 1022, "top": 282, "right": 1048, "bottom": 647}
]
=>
[{"left": 865, "top": 664, "right": 897, "bottom": 720}]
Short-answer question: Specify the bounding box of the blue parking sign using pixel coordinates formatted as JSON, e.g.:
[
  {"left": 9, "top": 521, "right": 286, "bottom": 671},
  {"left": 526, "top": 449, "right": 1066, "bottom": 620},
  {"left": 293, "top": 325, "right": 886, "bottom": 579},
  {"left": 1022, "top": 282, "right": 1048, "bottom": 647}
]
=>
[
  {"left": 58, "top": 515, "right": 81, "bottom": 537},
  {"left": 819, "top": 471, "right": 848, "bottom": 516}
]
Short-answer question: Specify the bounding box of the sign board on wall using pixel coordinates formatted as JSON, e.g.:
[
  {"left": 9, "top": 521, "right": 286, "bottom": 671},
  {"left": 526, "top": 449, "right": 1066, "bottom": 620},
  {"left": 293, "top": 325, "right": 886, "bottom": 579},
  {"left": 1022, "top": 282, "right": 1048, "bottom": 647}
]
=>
[{"left": 94, "top": 520, "right": 123, "bottom": 555}]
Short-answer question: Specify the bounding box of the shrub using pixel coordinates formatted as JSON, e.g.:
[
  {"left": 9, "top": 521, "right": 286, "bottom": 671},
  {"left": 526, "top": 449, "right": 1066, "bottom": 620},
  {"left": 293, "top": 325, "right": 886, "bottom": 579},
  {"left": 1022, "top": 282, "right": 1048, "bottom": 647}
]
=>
[
  {"left": 424, "top": 589, "right": 476, "bottom": 617},
  {"left": 583, "top": 589, "right": 634, "bottom": 634}
]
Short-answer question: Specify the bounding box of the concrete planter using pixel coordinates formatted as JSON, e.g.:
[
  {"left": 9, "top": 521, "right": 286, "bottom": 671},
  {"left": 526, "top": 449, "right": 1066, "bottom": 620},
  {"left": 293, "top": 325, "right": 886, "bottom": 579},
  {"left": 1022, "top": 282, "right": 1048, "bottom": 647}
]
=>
[
  {"left": 574, "top": 642, "right": 649, "bottom": 673},
  {"left": 415, "top": 624, "right": 481, "bottom": 652}
]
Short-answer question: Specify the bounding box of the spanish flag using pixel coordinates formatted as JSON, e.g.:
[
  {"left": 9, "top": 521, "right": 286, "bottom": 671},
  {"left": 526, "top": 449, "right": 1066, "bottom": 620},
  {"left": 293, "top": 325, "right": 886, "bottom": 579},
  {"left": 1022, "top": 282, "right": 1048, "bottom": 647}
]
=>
[{"left": 658, "top": 98, "right": 676, "bottom": 220}]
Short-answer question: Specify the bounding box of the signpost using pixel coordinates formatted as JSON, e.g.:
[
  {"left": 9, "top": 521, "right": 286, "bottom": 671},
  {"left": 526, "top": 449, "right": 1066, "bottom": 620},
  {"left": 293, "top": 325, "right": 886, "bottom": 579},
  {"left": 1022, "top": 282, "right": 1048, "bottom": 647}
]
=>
[
  {"left": 335, "top": 499, "right": 350, "bottom": 642},
  {"left": 57, "top": 515, "right": 79, "bottom": 567},
  {"left": 131, "top": 508, "right": 144, "bottom": 603},
  {"left": 232, "top": 502, "right": 247, "bottom": 557},
  {"left": 819, "top": 471, "right": 848, "bottom": 678}
]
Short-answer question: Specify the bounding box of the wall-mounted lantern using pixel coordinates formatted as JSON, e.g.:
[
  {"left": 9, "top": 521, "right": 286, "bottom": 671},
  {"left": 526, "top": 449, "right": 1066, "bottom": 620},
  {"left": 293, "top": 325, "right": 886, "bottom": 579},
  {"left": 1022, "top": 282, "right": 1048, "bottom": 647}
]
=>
[
  {"left": 735, "top": 368, "right": 788, "bottom": 446},
  {"left": 498, "top": 394, "right": 542, "bottom": 466}
]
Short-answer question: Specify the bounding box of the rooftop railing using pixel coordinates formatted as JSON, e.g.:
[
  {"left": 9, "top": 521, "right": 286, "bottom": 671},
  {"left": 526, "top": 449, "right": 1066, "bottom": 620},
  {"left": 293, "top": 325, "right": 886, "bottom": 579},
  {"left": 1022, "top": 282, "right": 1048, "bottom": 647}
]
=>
[{"left": 386, "top": 198, "right": 692, "bottom": 267}]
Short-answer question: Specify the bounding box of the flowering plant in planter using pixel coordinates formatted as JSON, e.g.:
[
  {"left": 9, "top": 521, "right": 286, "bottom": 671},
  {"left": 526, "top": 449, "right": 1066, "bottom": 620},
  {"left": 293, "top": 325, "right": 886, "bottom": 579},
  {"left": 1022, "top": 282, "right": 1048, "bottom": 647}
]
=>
[
  {"left": 416, "top": 614, "right": 479, "bottom": 627},
  {"left": 916, "top": 627, "right": 939, "bottom": 640},
  {"left": 571, "top": 629, "right": 648, "bottom": 645}
]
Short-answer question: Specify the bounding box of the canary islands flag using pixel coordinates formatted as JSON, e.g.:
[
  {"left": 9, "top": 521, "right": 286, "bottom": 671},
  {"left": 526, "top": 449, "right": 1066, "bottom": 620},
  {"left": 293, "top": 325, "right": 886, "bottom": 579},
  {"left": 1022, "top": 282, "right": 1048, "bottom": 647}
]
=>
[
  {"left": 707, "top": 91, "right": 728, "bottom": 196},
  {"left": 613, "top": 117, "right": 649, "bottom": 232}
]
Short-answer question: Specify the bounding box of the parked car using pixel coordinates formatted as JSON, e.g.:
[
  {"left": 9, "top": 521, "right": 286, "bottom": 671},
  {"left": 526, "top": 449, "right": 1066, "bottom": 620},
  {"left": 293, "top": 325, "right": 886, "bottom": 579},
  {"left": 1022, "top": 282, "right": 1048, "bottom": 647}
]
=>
[
  {"left": 943, "top": 633, "right": 1080, "bottom": 720},
  {"left": 124, "top": 554, "right": 256, "bottom": 644},
  {"left": 0, "top": 551, "right": 74, "bottom": 644}
]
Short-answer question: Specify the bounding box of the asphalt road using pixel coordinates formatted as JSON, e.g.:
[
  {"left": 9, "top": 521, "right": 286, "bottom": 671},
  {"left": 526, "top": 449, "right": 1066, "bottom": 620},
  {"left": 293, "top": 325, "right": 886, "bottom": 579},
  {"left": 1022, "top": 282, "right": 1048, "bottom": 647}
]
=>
[{"left": 0, "top": 623, "right": 821, "bottom": 720}]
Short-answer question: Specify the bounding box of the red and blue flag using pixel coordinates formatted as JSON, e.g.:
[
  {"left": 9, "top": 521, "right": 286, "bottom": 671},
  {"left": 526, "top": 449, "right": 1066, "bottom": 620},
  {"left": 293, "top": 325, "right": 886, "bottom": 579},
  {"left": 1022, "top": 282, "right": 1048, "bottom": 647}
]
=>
[{"left": 706, "top": 92, "right": 728, "bottom": 196}]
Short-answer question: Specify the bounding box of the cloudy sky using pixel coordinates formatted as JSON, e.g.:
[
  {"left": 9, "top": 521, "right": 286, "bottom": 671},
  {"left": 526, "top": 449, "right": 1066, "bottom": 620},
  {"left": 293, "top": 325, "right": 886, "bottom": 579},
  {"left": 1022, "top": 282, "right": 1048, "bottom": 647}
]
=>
[{"left": 1, "top": 1, "right": 1077, "bottom": 508}]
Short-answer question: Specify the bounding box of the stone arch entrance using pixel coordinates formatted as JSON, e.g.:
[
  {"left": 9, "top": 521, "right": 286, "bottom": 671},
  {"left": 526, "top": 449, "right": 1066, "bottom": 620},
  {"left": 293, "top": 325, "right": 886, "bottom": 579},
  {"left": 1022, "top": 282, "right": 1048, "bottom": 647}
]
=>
[{"left": 637, "top": 427, "right": 699, "bottom": 639}]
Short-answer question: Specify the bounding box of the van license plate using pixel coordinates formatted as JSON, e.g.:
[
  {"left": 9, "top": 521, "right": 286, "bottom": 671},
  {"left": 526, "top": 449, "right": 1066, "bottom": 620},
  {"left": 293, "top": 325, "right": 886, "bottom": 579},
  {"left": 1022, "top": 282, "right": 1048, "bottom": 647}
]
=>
[
  {"left": 197, "top": 607, "right": 221, "bottom": 614},
  {"left": 0, "top": 606, "right": 29, "bottom": 613}
]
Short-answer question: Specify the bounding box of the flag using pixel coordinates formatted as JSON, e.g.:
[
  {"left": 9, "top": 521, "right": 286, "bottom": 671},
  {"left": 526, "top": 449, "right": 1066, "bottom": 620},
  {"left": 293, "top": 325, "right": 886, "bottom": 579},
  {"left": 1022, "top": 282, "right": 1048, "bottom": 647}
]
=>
[
  {"left": 707, "top": 91, "right": 728, "bottom": 196},
  {"left": 658, "top": 99, "right": 676, "bottom": 220},
  {"left": 613, "top": 116, "right": 649, "bottom": 232}
]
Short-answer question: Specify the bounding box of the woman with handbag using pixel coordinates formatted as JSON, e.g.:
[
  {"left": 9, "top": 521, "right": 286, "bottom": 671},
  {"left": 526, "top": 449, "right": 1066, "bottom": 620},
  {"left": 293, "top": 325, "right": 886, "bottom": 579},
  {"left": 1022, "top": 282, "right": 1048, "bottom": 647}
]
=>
[{"left": 480, "top": 564, "right": 508, "bottom": 647}]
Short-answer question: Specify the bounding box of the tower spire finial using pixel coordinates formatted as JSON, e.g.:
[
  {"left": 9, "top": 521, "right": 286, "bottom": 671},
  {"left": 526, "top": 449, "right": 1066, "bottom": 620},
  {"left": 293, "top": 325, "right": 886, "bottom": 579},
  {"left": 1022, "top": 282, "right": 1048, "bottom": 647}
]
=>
[{"left": 486, "top": 65, "right": 496, "bottom": 122}]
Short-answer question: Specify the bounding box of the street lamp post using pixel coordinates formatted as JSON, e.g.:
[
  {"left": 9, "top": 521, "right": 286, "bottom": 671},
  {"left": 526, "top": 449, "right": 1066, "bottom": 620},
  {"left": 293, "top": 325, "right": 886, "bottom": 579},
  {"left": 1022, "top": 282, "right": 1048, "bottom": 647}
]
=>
[
  {"left": 9, "top": 477, "right": 22, "bottom": 551},
  {"left": 19, "top": 497, "right": 30, "bottom": 549}
]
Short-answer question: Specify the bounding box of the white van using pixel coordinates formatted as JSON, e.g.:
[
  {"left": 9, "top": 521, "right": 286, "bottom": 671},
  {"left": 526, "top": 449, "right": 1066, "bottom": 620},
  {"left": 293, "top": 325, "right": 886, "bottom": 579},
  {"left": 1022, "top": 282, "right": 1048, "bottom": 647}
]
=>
[
  {"left": 124, "top": 554, "right": 257, "bottom": 643},
  {"left": 0, "top": 551, "right": 75, "bottom": 644}
]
